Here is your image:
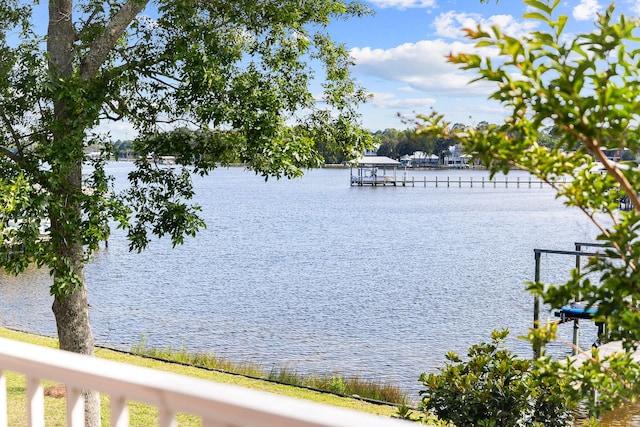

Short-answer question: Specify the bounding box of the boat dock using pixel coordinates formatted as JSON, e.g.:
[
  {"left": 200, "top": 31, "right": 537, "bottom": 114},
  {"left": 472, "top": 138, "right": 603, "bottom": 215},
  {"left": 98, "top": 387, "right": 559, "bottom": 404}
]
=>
[
  {"left": 349, "top": 155, "right": 556, "bottom": 188},
  {"left": 571, "top": 340, "right": 640, "bottom": 367},
  {"left": 351, "top": 174, "right": 555, "bottom": 188},
  {"left": 533, "top": 243, "right": 615, "bottom": 359}
]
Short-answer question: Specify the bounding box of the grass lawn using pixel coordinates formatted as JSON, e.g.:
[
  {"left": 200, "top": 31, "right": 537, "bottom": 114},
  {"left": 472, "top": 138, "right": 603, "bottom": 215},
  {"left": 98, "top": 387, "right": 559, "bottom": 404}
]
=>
[{"left": 0, "top": 327, "right": 401, "bottom": 426}]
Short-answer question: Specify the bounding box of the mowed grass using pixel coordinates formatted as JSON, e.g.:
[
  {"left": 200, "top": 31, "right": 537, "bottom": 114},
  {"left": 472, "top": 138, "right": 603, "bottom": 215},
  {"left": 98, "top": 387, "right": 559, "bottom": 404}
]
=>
[{"left": 0, "top": 328, "right": 401, "bottom": 426}]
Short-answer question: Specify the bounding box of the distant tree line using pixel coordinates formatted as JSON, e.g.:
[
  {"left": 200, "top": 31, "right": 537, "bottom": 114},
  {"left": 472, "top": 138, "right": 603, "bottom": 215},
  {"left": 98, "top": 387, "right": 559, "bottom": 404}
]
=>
[
  {"left": 372, "top": 122, "right": 574, "bottom": 160},
  {"left": 109, "top": 128, "right": 462, "bottom": 163},
  {"left": 374, "top": 123, "right": 640, "bottom": 166},
  {"left": 113, "top": 123, "right": 625, "bottom": 165},
  {"left": 107, "top": 125, "right": 370, "bottom": 165},
  {"left": 373, "top": 127, "right": 457, "bottom": 160},
  {"left": 112, "top": 140, "right": 136, "bottom": 159}
]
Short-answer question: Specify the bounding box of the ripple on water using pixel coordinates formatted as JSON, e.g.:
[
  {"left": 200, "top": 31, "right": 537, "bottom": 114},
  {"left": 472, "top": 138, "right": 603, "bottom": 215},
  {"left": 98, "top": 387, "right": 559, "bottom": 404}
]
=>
[{"left": 0, "top": 166, "right": 601, "bottom": 396}]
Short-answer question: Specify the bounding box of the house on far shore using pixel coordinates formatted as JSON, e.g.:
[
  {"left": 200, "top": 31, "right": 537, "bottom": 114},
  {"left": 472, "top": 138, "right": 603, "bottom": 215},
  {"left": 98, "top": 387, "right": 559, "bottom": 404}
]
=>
[
  {"left": 349, "top": 155, "right": 402, "bottom": 186},
  {"left": 444, "top": 145, "right": 471, "bottom": 168},
  {"left": 405, "top": 151, "right": 440, "bottom": 168}
]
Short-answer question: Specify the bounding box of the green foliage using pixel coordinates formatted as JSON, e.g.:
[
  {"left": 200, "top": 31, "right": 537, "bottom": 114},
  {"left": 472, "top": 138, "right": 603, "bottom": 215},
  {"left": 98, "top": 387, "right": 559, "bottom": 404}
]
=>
[
  {"left": 417, "top": 329, "right": 574, "bottom": 427},
  {"left": 393, "top": 404, "right": 448, "bottom": 425},
  {"left": 0, "top": 0, "right": 372, "bottom": 295},
  {"left": 1, "top": 6, "right": 374, "bottom": 422},
  {"left": 418, "top": 0, "right": 640, "bottom": 419},
  {"left": 373, "top": 127, "right": 455, "bottom": 159}
]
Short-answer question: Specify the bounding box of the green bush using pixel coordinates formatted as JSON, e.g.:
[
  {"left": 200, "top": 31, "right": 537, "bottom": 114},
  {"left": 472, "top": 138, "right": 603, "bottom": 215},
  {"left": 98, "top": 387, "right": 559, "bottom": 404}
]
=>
[{"left": 416, "top": 329, "right": 574, "bottom": 427}]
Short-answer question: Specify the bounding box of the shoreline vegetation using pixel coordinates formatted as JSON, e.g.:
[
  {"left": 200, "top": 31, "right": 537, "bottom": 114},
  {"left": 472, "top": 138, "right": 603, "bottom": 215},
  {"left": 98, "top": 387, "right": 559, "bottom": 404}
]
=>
[
  {"left": 0, "top": 327, "right": 410, "bottom": 425},
  {"left": 129, "top": 336, "right": 409, "bottom": 406}
]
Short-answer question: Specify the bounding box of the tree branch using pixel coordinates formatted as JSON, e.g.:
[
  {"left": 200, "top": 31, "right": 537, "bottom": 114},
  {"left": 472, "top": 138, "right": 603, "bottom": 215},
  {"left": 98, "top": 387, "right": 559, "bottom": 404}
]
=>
[
  {"left": 589, "top": 141, "right": 640, "bottom": 213},
  {"left": 0, "top": 145, "right": 20, "bottom": 164},
  {"left": 0, "top": 110, "right": 23, "bottom": 148},
  {"left": 80, "top": 0, "right": 149, "bottom": 79}
]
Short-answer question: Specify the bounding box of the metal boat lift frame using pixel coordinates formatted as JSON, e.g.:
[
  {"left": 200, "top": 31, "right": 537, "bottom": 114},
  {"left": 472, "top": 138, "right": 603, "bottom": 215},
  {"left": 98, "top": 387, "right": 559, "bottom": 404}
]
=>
[{"left": 532, "top": 242, "right": 611, "bottom": 358}]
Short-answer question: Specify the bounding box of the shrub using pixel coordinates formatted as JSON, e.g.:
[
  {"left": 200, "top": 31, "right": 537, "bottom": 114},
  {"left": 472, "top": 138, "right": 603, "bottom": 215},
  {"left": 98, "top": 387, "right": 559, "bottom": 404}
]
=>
[{"left": 416, "top": 329, "right": 574, "bottom": 427}]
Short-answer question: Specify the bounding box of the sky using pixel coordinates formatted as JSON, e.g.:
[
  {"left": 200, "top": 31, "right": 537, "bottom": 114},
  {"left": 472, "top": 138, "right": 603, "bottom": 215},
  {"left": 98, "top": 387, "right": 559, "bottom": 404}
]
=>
[
  {"left": 27, "top": 0, "right": 640, "bottom": 139},
  {"left": 328, "top": 0, "right": 640, "bottom": 132}
]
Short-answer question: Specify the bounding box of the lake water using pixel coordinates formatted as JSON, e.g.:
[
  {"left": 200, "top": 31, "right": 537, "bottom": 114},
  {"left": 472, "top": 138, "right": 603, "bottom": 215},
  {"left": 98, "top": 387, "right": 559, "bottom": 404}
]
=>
[{"left": 0, "top": 163, "right": 607, "bottom": 396}]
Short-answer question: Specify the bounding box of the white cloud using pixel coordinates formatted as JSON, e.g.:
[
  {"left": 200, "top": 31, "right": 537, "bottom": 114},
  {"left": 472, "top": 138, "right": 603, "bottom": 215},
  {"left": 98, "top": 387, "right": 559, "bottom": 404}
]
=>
[
  {"left": 351, "top": 39, "right": 496, "bottom": 95},
  {"left": 573, "top": 0, "right": 603, "bottom": 21},
  {"left": 398, "top": 86, "right": 421, "bottom": 93},
  {"left": 370, "top": 92, "right": 436, "bottom": 109},
  {"left": 433, "top": 11, "right": 539, "bottom": 39},
  {"left": 367, "top": 0, "right": 436, "bottom": 9},
  {"left": 433, "top": 11, "right": 479, "bottom": 38},
  {"left": 97, "top": 120, "right": 137, "bottom": 141}
]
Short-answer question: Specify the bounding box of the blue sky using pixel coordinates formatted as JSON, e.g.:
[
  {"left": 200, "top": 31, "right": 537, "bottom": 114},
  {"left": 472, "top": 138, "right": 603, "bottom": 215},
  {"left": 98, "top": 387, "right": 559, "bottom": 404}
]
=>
[
  {"left": 333, "top": 0, "right": 640, "bottom": 131},
  {"left": 28, "top": 0, "right": 640, "bottom": 139}
]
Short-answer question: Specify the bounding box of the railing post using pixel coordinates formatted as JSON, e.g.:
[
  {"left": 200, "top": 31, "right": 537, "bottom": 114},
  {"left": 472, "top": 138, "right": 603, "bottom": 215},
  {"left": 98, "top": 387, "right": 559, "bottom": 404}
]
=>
[
  {"left": 111, "top": 396, "right": 129, "bottom": 427},
  {"left": 26, "top": 376, "right": 44, "bottom": 427},
  {"left": 158, "top": 408, "right": 177, "bottom": 427},
  {"left": 202, "top": 419, "right": 226, "bottom": 427},
  {"left": 67, "top": 387, "right": 84, "bottom": 427},
  {"left": 0, "top": 371, "right": 7, "bottom": 427}
]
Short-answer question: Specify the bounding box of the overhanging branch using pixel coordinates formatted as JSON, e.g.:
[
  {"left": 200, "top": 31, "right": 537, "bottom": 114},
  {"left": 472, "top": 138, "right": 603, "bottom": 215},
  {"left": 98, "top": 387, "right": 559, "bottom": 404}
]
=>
[
  {"left": 80, "top": 0, "right": 149, "bottom": 79},
  {"left": 586, "top": 138, "right": 640, "bottom": 213}
]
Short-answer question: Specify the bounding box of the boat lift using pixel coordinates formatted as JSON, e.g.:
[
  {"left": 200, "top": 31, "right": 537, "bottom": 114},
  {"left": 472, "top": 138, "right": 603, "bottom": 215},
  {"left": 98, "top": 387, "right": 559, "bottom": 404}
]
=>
[{"left": 533, "top": 242, "right": 611, "bottom": 359}]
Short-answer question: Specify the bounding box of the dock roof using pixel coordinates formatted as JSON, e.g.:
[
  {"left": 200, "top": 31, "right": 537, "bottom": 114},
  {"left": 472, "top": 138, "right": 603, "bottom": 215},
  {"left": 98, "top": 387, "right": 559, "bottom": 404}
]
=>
[{"left": 351, "top": 156, "right": 400, "bottom": 167}]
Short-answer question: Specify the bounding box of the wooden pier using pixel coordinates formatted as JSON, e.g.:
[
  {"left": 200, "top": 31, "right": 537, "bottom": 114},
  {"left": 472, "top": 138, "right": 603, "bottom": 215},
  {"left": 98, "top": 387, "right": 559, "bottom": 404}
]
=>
[
  {"left": 349, "top": 156, "right": 561, "bottom": 188},
  {"left": 351, "top": 175, "right": 560, "bottom": 188}
]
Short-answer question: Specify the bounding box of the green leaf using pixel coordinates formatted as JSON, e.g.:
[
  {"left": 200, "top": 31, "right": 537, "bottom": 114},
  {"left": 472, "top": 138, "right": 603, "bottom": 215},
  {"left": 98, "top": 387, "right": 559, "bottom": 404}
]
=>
[
  {"left": 523, "top": 0, "right": 552, "bottom": 15},
  {"left": 523, "top": 12, "right": 551, "bottom": 23}
]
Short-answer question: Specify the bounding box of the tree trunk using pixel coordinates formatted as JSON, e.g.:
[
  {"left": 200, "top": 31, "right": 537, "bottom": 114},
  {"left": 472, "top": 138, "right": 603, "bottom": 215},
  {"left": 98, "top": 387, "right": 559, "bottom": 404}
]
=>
[
  {"left": 52, "top": 281, "right": 93, "bottom": 355},
  {"left": 52, "top": 282, "right": 101, "bottom": 427},
  {"left": 48, "top": 154, "right": 101, "bottom": 427},
  {"left": 50, "top": 153, "right": 100, "bottom": 424},
  {"left": 46, "top": 0, "right": 144, "bottom": 425}
]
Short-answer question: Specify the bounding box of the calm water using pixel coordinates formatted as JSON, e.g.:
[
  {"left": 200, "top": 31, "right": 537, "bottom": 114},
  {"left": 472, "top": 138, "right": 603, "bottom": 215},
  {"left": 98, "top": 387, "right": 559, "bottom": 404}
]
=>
[{"left": 0, "top": 163, "right": 604, "bottom": 395}]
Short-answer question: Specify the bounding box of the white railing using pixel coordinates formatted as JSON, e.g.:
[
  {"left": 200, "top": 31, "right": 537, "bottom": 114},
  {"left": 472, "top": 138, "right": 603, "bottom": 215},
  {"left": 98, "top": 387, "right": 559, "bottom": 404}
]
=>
[{"left": 0, "top": 337, "right": 411, "bottom": 427}]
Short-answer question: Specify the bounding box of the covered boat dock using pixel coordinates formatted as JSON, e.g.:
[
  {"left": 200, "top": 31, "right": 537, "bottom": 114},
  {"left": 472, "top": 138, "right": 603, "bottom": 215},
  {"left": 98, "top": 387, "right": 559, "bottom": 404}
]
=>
[{"left": 350, "top": 156, "right": 402, "bottom": 186}]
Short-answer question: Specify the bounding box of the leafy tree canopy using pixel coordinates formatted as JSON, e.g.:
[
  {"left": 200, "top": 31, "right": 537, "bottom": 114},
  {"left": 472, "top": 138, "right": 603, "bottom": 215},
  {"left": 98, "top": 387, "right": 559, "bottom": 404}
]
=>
[
  {"left": 1, "top": 2, "right": 373, "bottom": 423},
  {"left": 0, "top": 0, "right": 373, "bottom": 291},
  {"left": 419, "top": 0, "right": 640, "bottom": 418}
]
